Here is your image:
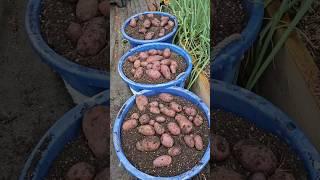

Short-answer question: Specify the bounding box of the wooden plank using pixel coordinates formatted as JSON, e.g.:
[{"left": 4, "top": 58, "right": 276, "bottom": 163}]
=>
[{"left": 191, "top": 72, "right": 210, "bottom": 107}]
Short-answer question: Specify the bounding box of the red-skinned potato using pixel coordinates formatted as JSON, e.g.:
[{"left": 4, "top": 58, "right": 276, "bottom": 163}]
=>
[
  {"left": 151, "top": 18, "right": 161, "bottom": 27},
  {"left": 184, "top": 135, "right": 195, "bottom": 148},
  {"left": 122, "top": 119, "right": 138, "bottom": 131},
  {"left": 149, "top": 106, "right": 160, "bottom": 114},
  {"left": 269, "top": 171, "right": 295, "bottom": 180},
  {"left": 170, "top": 60, "right": 178, "bottom": 74},
  {"left": 147, "top": 13, "right": 154, "bottom": 18},
  {"left": 212, "top": 167, "right": 245, "bottom": 180},
  {"left": 134, "top": 67, "right": 143, "bottom": 79},
  {"left": 155, "top": 116, "right": 166, "bottom": 123},
  {"left": 66, "top": 22, "right": 82, "bottom": 43},
  {"left": 153, "top": 155, "right": 172, "bottom": 167},
  {"left": 147, "top": 64, "right": 153, "bottom": 69},
  {"left": 175, "top": 114, "right": 193, "bottom": 134},
  {"left": 159, "top": 93, "right": 173, "bottom": 102},
  {"left": 193, "top": 114, "right": 204, "bottom": 127},
  {"left": 139, "top": 114, "right": 150, "bottom": 124},
  {"left": 136, "top": 136, "right": 160, "bottom": 151},
  {"left": 147, "top": 55, "right": 163, "bottom": 63},
  {"left": 157, "top": 50, "right": 163, "bottom": 55},
  {"left": 138, "top": 125, "right": 155, "bottom": 136},
  {"left": 143, "top": 19, "right": 151, "bottom": 28},
  {"left": 194, "top": 135, "right": 204, "bottom": 150},
  {"left": 136, "top": 95, "right": 148, "bottom": 111},
  {"left": 160, "top": 65, "right": 171, "bottom": 79},
  {"left": 183, "top": 106, "right": 197, "bottom": 116},
  {"left": 98, "top": 1, "right": 108, "bottom": 16},
  {"left": 134, "top": 60, "right": 141, "bottom": 68},
  {"left": 128, "top": 56, "right": 136, "bottom": 62},
  {"left": 163, "top": 48, "right": 171, "bottom": 58},
  {"left": 212, "top": 134, "right": 230, "bottom": 161},
  {"left": 170, "top": 102, "right": 182, "bottom": 112},
  {"left": 154, "top": 122, "right": 165, "bottom": 135},
  {"left": 130, "top": 113, "right": 139, "bottom": 119},
  {"left": 161, "top": 59, "right": 171, "bottom": 65},
  {"left": 249, "top": 173, "right": 267, "bottom": 180},
  {"left": 146, "top": 69, "right": 161, "bottom": 80},
  {"left": 149, "top": 101, "right": 159, "bottom": 107},
  {"left": 148, "top": 49, "right": 158, "bottom": 55},
  {"left": 168, "top": 146, "right": 181, "bottom": 156},
  {"left": 158, "top": 28, "right": 165, "bottom": 37},
  {"left": 167, "top": 122, "right": 181, "bottom": 135},
  {"left": 129, "top": 18, "right": 137, "bottom": 27},
  {"left": 164, "top": 24, "right": 171, "bottom": 30},
  {"left": 233, "top": 140, "right": 278, "bottom": 174},
  {"left": 149, "top": 119, "right": 155, "bottom": 126},
  {"left": 160, "top": 19, "right": 168, "bottom": 27},
  {"left": 65, "top": 162, "right": 95, "bottom": 180},
  {"left": 145, "top": 32, "right": 155, "bottom": 40},
  {"left": 139, "top": 28, "right": 147, "bottom": 34},
  {"left": 139, "top": 52, "right": 149, "bottom": 60},
  {"left": 160, "top": 107, "right": 176, "bottom": 117},
  {"left": 161, "top": 16, "right": 170, "bottom": 22},
  {"left": 76, "top": 0, "right": 98, "bottom": 22},
  {"left": 141, "top": 61, "right": 148, "bottom": 67},
  {"left": 161, "top": 133, "right": 174, "bottom": 148},
  {"left": 152, "top": 61, "right": 161, "bottom": 71},
  {"left": 167, "top": 20, "right": 175, "bottom": 27}
]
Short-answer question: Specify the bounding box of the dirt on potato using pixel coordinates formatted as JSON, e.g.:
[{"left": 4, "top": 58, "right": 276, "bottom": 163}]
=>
[
  {"left": 212, "top": 0, "right": 248, "bottom": 46},
  {"left": 210, "top": 109, "right": 308, "bottom": 179},
  {"left": 122, "top": 51, "right": 187, "bottom": 84},
  {"left": 40, "top": 0, "right": 108, "bottom": 71},
  {"left": 121, "top": 95, "right": 209, "bottom": 177}
]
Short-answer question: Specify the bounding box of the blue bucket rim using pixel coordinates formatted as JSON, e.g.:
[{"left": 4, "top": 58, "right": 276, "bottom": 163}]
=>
[
  {"left": 25, "top": 0, "right": 108, "bottom": 81},
  {"left": 113, "top": 87, "right": 210, "bottom": 179},
  {"left": 117, "top": 42, "right": 193, "bottom": 89},
  {"left": 212, "top": 80, "right": 320, "bottom": 179},
  {"left": 19, "top": 91, "right": 109, "bottom": 179},
  {"left": 121, "top": 11, "right": 179, "bottom": 44}
]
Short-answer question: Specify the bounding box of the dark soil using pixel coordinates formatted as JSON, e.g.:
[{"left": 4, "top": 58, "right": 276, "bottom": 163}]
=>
[
  {"left": 46, "top": 132, "right": 108, "bottom": 179},
  {"left": 40, "top": 0, "right": 108, "bottom": 71},
  {"left": 121, "top": 96, "right": 209, "bottom": 177},
  {"left": 210, "top": 109, "right": 308, "bottom": 179},
  {"left": 123, "top": 52, "right": 187, "bottom": 84},
  {"left": 125, "top": 14, "right": 174, "bottom": 40},
  {"left": 212, "top": 0, "right": 248, "bottom": 47}
]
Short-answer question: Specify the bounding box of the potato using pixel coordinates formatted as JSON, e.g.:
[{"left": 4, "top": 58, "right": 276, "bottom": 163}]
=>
[
  {"left": 147, "top": 64, "right": 153, "bottom": 69},
  {"left": 139, "top": 52, "right": 149, "bottom": 60},
  {"left": 139, "top": 114, "right": 150, "bottom": 124},
  {"left": 269, "top": 171, "right": 295, "bottom": 180},
  {"left": 149, "top": 101, "right": 159, "bottom": 107},
  {"left": 233, "top": 140, "right": 278, "bottom": 174},
  {"left": 153, "top": 155, "right": 172, "bottom": 167},
  {"left": 128, "top": 55, "right": 136, "bottom": 63},
  {"left": 168, "top": 146, "right": 181, "bottom": 156},
  {"left": 148, "top": 49, "right": 158, "bottom": 55},
  {"left": 212, "top": 167, "right": 245, "bottom": 180},
  {"left": 66, "top": 22, "right": 83, "bottom": 43},
  {"left": 134, "top": 67, "right": 143, "bottom": 79},
  {"left": 129, "top": 18, "right": 137, "bottom": 27},
  {"left": 66, "top": 162, "right": 95, "bottom": 180},
  {"left": 138, "top": 125, "right": 155, "bottom": 136},
  {"left": 152, "top": 61, "right": 161, "bottom": 71},
  {"left": 160, "top": 65, "right": 171, "bottom": 79},
  {"left": 194, "top": 135, "right": 204, "bottom": 150},
  {"left": 94, "top": 167, "right": 109, "bottom": 180},
  {"left": 160, "top": 19, "right": 168, "bottom": 27},
  {"left": 133, "top": 60, "right": 141, "bottom": 68},
  {"left": 164, "top": 24, "right": 171, "bottom": 30},
  {"left": 193, "top": 114, "right": 204, "bottom": 127},
  {"left": 249, "top": 173, "right": 267, "bottom": 180},
  {"left": 161, "top": 59, "right": 171, "bottom": 65},
  {"left": 145, "top": 32, "right": 155, "bottom": 40},
  {"left": 183, "top": 106, "right": 197, "bottom": 116},
  {"left": 147, "top": 13, "right": 154, "bottom": 18},
  {"left": 149, "top": 119, "right": 155, "bottom": 126},
  {"left": 161, "top": 133, "right": 174, "bottom": 147},
  {"left": 136, "top": 136, "right": 160, "bottom": 151},
  {"left": 150, "top": 106, "right": 160, "bottom": 114},
  {"left": 76, "top": 0, "right": 98, "bottom": 22},
  {"left": 184, "top": 135, "right": 195, "bottom": 148},
  {"left": 155, "top": 116, "right": 166, "bottom": 123},
  {"left": 136, "top": 95, "right": 148, "bottom": 111},
  {"left": 98, "top": 0, "right": 108, "bottom": 16},
  {"left": 188, "top": 116, "right": 194, "bottom": 121},
  {"left": 163, "top": 48, "right": 171, "bottom": 58},
  {"left": 151, "top": 18, "right": 161, "bottom": 27},
  {"left": 212, "top": 134, "right": 230, "bottom": 161},
  {"left": 159, "top": 103, "right": 164, "bottom": 108},
  {"left": 158, "top": 29, "right": 165, "bottom": 37},
  {"left": 147, "top": 55, "right": 163, "bottom": 63},
  {"left": 175, "top": 114, "right": 193, "bottom": 134},
  {"left": 168, "top": 20, "right": 175, "bottom": 27},
  {"left": 154, "top": 122, "right": 165, "bottom": 135},
  {"left": 160, "top": 107, "right": 176, "bottom": 117},
  {"left": 170, "top": 60, "right": 178, "bottom": 73},
  {"left": 157, "top": 50, "right": 163, "bottom": 55},
  {"left": 138, "top": 14, "right": 145, "bottom": 21},
  {"left": 143, "top": 19, "right": 151, "bottom": 28},
  {"left": 122, "top": 119, "right": 138, "bottom": 131},
  {"left": 170, "top": 102, "right": 182, "bottom": 112},
  {"left": 130, "top": 113, "right": 139, "bottom": 119},
  {"left": 167, "top": 122, "right": 181, "bottom": 135},
  {"left": 146, "top": 69, "right": 161, "bottom": 80},
  {"left": 161, "top": 16, "right": 170, "bottom": 22},
  {"left": 141, "top": 61, "right": 148, "bottom": 67},
  {"left": 77, "top": 17, "right": 106, "bottom": 56},
  {"left": 139, "top": 28, "right": 147, "bottom": 34},
  {"left": 159, "top": 93, "right": 173, "bottom": 102}
]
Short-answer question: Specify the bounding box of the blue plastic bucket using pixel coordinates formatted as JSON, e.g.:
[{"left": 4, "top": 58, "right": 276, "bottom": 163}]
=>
[
  {"left": 121, "top": 11, "right": 178, "bottom": 47},
  {"left": 25, "top": 0, "right": 109, "bottom": 97},
  {"left": 212, "top": 80, "right": 320, "bottom": 179},
  {"left": 19, "top": 91, "right": 109, "bottom": 179},
  {"left": 118, "top": 43, "right": 193, "bottom": 93},
  {"left": 113, "top": 87, "right": 210, "bottom": 179},
  {"left": 212, "top": 0, "right": 264, "bottom": 83}
]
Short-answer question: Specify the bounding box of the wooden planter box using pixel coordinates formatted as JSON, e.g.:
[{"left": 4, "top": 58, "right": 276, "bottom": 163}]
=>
[{"left": 257, "top": 1, "right": 320, "bottom": 150}]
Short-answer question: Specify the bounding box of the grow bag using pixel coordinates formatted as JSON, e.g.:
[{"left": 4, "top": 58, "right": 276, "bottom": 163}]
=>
[
  {"left": 121, "top": 11, "right": 178, "bottom": 47},
  {"left": 211, "top": 0, "right": 264, "bottom": 83},
  {"left": 19, "top": 91, "right": 109, "bottom": 179},
  {"left": 25, "top": 0, "right": 109, "bottom": 97},
  {"left": 212, "top": 80, "right": 320, "bottom": 179},
  {"left": 118, "top": 43, "right": 192, "bottom": 94},
  {"left": 113, "top": 87, "right": 210, "bottom": 179}
]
